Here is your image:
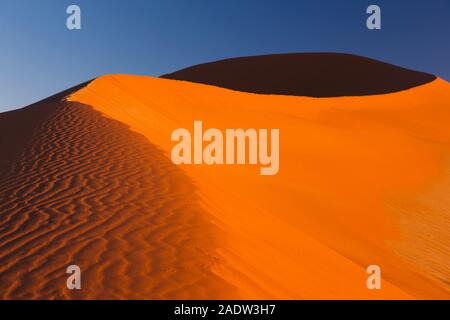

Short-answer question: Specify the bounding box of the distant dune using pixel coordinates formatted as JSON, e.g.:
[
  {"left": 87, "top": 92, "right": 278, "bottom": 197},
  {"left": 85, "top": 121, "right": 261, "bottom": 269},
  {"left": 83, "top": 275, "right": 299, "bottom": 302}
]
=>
[
  {"left": 0, "top": 54, "right": 449, "bottom": 299},
  {"left": 162, "top": 53, "right": 436, "bottom": 97}
]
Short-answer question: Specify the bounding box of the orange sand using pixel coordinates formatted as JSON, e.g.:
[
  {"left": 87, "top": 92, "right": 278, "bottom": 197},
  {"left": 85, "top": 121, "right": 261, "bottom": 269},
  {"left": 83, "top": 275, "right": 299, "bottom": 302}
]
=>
[
  {"left": 67, "top": 75, "right": 450, "bottom": 299},
  {"left": 0, "top": 100, "right": 237, "bottom": 299}
]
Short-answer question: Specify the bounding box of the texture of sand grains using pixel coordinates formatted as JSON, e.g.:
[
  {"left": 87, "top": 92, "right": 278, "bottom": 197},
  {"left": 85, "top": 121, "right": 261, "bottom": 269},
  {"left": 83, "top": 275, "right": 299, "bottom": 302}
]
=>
[{"left": 0, "top": 99, "right": 235, "bottom": 299}]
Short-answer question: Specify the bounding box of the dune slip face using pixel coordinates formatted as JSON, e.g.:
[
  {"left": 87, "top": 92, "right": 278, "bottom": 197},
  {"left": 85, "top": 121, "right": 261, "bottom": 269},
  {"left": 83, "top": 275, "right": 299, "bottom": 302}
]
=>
[{"left": 0, "top": 91, "right": 236, "bottom": 299}]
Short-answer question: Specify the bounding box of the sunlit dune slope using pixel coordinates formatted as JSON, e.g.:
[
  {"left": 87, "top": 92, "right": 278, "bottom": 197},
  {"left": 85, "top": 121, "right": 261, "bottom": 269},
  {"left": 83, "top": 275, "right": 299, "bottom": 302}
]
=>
[{"left": 69, "top": 74, "right": 450, "bottom": 299}]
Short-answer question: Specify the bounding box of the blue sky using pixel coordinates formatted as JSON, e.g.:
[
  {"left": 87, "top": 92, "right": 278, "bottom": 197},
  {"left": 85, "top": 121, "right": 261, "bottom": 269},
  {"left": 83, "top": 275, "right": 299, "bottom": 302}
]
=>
[{"left": 0, "top": 0, "right": 449, "bottom": 111}]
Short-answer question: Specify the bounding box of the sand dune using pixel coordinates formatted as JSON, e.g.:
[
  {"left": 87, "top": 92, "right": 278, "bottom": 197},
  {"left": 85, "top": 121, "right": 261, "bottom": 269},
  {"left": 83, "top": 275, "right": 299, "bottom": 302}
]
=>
[
  {"left": 0, "top": 93, "right": 236, "bottom": 299},
  {"left": 0, "top": 55, "right": 449, "bottom": 299},
  {"left": 162, "top": 53, "right": 436, "bottom": 97},
  {"left": 67, "top": 73, "right": 450, "bottom": 299}
]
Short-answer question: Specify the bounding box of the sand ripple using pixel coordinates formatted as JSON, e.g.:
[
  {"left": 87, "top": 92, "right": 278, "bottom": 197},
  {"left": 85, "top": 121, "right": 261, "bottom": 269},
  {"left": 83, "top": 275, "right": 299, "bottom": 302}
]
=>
[{"left": 0, "top": 96, "right": 235, "bottom": 299}]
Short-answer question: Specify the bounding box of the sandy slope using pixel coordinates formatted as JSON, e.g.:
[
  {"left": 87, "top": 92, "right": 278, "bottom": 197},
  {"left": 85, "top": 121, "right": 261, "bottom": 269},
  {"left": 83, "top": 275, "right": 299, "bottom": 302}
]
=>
[
  {"left": 162, "top": 53, "right": 436, "bottom": 97},
  {"left": 66, "top": 74, "right": 450, "bottom": 299},
  {"left": 0, "top": 97, "right": 236, "bottom": 299}
]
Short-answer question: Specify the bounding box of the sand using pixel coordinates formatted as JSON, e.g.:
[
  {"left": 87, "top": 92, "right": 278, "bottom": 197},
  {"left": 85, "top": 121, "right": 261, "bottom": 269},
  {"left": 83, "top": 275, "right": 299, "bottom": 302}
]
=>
[
  {"left": 67, "top": 74, "right": 450, "bottom": 299},
  {"left": 0, "top": 96, "right": 236, "bottom": 299},
  {"left": 162, "top": 53, "right": 436, "bottom": 97},
  {"left": 0, "top": 70, "right": 449, "bottom": 299}
]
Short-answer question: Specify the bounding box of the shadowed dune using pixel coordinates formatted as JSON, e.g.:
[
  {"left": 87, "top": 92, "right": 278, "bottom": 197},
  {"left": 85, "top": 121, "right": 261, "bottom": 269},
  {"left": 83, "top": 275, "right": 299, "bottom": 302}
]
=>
[
  {"left": 0, "top": 82, "right": 91, "bottom": 174},
  {"left": 161, "top": 53, "right": 436, "bottom": 97},
  {"left": 0, "top": 91, "right": 236, "bottom": 299}
]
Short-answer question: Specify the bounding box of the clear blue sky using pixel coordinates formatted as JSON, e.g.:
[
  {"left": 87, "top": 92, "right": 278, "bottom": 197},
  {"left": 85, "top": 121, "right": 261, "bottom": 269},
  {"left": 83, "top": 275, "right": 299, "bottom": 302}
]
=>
[{"left": 0, "top": 0, "right": 449, "bottom": 112}]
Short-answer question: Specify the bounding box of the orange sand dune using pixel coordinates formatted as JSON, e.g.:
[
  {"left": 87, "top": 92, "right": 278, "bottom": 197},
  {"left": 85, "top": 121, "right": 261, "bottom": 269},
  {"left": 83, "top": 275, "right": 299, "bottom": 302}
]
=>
[
  {"left": 0, "top": 96, "right": 235, "bottom": 299},
  {"left": 65, "top": 74, "right": 450, "bottom": 299}
]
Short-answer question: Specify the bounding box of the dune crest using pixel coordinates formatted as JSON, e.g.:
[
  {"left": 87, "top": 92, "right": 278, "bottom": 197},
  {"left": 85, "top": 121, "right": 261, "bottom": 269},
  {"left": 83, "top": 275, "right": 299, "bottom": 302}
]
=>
[{"left": 67, "top": 74, "right": 450, "bottom": 299}]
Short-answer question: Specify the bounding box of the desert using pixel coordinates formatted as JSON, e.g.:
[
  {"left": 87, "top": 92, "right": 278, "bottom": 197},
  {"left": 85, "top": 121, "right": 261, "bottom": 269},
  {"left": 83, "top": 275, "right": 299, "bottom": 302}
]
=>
[{"left": 0, "top": 53, "right": 449, "bottom": 299}]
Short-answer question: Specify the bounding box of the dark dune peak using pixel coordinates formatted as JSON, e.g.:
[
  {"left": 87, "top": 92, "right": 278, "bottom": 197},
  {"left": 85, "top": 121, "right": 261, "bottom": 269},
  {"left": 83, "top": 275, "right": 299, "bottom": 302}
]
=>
[{"left": 161, "top": 53, "right": 436, "bottom": 97}]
